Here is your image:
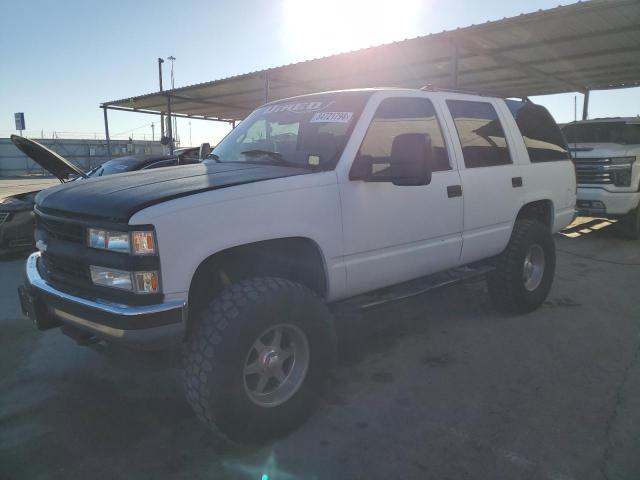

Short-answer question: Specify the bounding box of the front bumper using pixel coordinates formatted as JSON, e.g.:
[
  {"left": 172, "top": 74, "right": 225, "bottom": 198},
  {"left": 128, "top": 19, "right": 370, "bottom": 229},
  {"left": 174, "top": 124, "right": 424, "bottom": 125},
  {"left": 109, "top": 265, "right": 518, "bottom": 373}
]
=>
[
  {"left": 19, "top": 252, "right": 186, "bottom": 349},
  {"left": 0, "top": 209, "right": 36, "bottom": 254},
  {"left": 576, "top": 187, "right": 640, "bottom": 217}
]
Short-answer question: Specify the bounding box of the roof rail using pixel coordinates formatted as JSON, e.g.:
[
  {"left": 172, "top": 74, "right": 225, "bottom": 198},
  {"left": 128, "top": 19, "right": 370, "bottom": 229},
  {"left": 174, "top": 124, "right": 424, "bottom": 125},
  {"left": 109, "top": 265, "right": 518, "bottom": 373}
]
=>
[{"left": 419, "top": 84, "right": 487, "bottom": 96}]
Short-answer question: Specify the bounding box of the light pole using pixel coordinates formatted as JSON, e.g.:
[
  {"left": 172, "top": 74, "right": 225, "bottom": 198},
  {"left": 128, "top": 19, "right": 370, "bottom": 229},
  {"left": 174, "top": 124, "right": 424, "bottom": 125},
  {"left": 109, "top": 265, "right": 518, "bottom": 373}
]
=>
[
  {"left": 158, "top": 58, "right": 165, "bottom": 140},
  {"left": 168, "top": 56, "right": 177, "bottom": 146}
]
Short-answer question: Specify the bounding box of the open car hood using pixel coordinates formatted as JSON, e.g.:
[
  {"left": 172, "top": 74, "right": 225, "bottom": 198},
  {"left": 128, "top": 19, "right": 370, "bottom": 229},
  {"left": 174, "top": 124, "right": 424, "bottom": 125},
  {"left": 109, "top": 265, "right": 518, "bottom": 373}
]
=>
[{"left": 10, "top": 135, "right": 88, "bottom": 181}]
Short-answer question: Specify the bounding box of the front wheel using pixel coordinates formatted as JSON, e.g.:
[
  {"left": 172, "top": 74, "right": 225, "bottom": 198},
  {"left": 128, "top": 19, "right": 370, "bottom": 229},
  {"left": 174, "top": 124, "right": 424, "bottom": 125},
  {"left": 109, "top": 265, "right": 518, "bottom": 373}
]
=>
[
  {"left": 182, "top": 277, "right": 336, "bottom": 443},
  {"left": 487, "top": 220, "right": 556, "bottom": 313},
  {"left": 615, "top": 205, "right": 640, "bottom": 240}
]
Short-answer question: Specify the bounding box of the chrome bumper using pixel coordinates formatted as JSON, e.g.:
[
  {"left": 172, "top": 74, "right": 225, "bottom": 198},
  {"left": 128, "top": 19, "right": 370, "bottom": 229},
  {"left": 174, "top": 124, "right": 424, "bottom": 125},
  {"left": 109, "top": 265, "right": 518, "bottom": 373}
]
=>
[{"left": 22, "top": 252, "right": 186, "bottom": 349}]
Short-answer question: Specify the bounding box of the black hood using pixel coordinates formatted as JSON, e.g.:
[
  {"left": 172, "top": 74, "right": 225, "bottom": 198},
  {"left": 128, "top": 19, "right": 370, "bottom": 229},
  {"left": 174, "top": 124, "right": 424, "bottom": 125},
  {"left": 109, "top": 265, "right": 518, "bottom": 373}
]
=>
[
  {"left": 35, "top": 162, "right": 308, "bottom": 223},
  {"left": 11, "top": 135, "right": 88, "bottom": 181}
]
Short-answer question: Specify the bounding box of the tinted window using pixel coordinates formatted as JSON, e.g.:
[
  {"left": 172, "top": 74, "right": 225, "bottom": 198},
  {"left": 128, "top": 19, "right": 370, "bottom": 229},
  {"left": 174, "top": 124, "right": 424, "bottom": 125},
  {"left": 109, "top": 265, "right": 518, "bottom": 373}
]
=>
[
  {"left": 447, "top": 100, "right": 511, "bottom": 168},
  {"left": 357, "top": 97, "right": 450, "bottom": 178},
  {"left": 88, "top": 158, "right": 139, "bottom": 177},
  {"left": 507, "top": 100, "right": 570, "bottom": 162},
  {"left": 562, "top": 121, "right": 640, "bottom": 145}
]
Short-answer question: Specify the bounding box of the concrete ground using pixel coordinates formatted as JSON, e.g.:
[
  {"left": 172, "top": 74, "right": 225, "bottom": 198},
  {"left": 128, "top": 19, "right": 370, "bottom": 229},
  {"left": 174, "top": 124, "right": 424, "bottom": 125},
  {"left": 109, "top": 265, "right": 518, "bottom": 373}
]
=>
[
  {"left": 1, "top": 215, "right": 639, "bottom": 479},
  {"left": 0, "top": 177, "right": 59, "bottom": 200}
]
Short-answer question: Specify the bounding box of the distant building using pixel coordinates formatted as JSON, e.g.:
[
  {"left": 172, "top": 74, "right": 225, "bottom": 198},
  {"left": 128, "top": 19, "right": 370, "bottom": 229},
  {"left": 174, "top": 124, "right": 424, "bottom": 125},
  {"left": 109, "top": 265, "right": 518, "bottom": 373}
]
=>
[{"left": 0, "top": 137, "right": 165, "bottom": 177}]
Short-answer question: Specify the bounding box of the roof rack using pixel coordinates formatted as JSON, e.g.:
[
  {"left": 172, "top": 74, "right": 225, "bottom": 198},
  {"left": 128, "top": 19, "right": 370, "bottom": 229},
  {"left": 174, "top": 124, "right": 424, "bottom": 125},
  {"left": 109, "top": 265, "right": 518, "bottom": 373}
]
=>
[{"left": 419, "top": 84, "right": 494, "bottom": 97}]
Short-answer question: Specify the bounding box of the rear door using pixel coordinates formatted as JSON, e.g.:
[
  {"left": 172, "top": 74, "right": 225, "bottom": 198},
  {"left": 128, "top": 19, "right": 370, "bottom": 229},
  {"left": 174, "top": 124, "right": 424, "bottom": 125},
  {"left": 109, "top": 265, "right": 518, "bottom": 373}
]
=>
[
  {"left": 440, "top": 96, "right": 523, "bottom": 263},
  {"left": 338, "top": 94, "right": 464, "bottom": 296}
]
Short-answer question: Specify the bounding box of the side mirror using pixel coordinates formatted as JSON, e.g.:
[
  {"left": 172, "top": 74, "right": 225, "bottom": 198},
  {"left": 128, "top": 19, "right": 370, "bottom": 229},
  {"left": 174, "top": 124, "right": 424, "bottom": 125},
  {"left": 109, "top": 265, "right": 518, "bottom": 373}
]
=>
[
  {"left": 389, "top": 133, "right": 432, "bottom": 186},
  {"left": 199, "top": 143, "right": 211, "bottom": 160}
]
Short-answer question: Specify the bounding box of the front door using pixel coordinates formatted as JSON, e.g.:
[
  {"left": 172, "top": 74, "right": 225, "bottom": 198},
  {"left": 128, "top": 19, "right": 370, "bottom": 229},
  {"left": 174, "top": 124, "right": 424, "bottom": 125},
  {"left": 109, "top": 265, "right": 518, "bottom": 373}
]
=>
[{"left": 339, "top": 96, "right": 464, "bottom": 297}]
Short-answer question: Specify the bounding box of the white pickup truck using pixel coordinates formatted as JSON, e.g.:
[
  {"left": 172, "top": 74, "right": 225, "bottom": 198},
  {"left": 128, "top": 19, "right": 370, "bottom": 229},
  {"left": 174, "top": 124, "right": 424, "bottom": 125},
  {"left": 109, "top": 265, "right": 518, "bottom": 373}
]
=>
[
  {"left": 19, "top": 88, "right": 576, "bottom": 442},
  {"left": 562, "top": 118, "right": 640, "bottom": 238}
]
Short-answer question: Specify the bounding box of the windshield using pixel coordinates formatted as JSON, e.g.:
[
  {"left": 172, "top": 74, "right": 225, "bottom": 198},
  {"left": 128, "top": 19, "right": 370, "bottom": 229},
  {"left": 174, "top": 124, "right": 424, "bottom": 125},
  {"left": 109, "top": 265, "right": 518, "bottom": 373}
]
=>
[
  {"left": 210, "top": 92, "right": 371, "bottom": 169},
  {"left": 562, "top": 121, "right": 640, "bottom": 145},
  {"left": 88, "top": 158, "right": 140, "bottom": 177}
]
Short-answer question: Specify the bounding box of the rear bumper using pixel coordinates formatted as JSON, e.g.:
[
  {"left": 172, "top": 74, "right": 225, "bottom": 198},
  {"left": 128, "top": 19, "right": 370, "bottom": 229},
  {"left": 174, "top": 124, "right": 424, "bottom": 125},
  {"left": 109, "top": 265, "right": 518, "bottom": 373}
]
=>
[
  {"left": 20, "top": 252, "right": 186, "bottom": 349},
  {"left": 576, "top": 187, "right": 639, "bottom": 217}
]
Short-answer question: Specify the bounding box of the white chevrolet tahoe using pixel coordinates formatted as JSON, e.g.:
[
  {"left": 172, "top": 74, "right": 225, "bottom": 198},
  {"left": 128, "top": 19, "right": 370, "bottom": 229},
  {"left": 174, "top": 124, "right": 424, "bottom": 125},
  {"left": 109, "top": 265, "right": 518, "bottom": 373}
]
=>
[
  {"left": 19, "top": 88, "right": 576, "bottom": 442},
  {"left": 562, "top": 118, "right": 640, "bottom": 238}
]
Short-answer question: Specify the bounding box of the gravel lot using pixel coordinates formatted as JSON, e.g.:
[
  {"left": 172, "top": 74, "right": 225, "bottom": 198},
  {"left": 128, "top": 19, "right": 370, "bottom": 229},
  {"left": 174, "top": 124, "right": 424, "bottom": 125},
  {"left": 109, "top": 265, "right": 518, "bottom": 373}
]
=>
[{"left": 0, "top": 181, "right": 638, "bottom": 480}]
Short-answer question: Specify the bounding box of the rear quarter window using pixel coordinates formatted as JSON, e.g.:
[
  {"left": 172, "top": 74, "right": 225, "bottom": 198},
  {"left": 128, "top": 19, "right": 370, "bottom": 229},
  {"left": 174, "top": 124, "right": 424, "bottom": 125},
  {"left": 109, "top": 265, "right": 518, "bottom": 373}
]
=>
[{"left": 506, "top": 100, "right": 570, "bottom": 162}]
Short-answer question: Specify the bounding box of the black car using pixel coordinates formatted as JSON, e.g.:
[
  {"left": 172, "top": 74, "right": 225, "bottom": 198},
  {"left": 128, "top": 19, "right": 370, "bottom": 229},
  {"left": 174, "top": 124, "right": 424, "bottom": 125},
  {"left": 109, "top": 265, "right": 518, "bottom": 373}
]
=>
[{"left": 0, "top": 136, "right": 205, "bottom": 256}]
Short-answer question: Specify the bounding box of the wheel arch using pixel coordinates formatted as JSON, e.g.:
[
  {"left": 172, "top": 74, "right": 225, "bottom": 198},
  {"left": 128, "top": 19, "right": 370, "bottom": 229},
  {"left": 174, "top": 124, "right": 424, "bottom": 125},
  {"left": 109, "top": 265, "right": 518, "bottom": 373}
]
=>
[
  {"left": 186, "top": 236, "right": 329, "bottom": 330},
  {"left": 515, "top": 199, "right": 554, "bottom": 229}
]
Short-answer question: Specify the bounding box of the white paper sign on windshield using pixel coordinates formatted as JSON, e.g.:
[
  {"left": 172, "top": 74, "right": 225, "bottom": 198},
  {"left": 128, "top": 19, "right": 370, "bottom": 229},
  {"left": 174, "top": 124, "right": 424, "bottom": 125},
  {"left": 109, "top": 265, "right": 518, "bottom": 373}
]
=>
[{"left": 310, "top": 112, "right": 353, "bottom": 123}]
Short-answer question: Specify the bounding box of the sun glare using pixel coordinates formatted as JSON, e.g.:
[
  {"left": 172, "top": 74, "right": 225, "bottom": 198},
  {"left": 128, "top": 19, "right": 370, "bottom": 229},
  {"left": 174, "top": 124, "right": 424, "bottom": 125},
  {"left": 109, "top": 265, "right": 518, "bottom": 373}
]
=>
[{"left": 282, "top": 0, "right": 423, "bottom": 60}]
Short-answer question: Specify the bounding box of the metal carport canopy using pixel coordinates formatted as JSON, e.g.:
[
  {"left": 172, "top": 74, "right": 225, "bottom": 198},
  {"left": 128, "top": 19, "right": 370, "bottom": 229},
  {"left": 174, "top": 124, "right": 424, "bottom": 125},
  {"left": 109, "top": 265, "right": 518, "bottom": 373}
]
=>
[{"left": 102, "top": 0, "right": 640, "bottom": 122}]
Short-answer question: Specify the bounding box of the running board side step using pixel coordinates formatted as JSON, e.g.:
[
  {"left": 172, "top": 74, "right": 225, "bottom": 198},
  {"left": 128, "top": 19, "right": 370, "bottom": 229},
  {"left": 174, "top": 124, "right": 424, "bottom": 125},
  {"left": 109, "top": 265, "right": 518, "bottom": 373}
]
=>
[{"left": 332, "top": 263, "right": 495, "bottom": 312}]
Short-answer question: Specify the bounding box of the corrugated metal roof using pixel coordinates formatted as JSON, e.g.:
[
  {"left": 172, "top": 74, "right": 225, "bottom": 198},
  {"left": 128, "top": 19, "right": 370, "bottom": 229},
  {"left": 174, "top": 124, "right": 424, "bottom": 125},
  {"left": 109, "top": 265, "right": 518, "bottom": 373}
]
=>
[{"left": 103, "top": 0, "right": 640, "bottom": 121}]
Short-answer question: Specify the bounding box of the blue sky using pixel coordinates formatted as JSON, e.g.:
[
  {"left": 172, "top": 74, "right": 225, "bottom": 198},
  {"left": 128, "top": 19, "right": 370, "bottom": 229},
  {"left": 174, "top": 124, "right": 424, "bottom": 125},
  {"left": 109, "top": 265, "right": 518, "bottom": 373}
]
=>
[{"left": 1, "top": 0, "right": 638, "bottom": 147}]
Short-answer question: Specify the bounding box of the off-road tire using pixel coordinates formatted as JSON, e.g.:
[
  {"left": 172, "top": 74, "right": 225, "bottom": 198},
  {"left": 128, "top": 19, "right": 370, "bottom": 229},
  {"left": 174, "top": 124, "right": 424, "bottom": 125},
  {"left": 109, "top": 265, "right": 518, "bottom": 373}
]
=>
[
  {"left": 487, "top": 220, "right": 556, "bottom": 313},
  {"left": 183, "top": 277, "right": 335, "bottom": 443},
  {"left": 615, "top": 205, "right": 640, "bottom": 240}
]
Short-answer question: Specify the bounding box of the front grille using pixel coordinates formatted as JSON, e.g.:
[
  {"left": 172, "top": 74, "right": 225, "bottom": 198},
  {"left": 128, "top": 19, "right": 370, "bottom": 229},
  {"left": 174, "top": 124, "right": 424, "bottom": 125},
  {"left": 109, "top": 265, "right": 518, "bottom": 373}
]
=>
[
  {"left": 0, "top": 212, "right": 9, "bottom": 226},
  {"left": 573, "top": 157, "right": 616, "bottom": 185},
  {"left": 37, "top": 215, "right": 85, "bottom": 244},
  {"left": 41, "top": 252, "right": 89, "bottom": 284}
]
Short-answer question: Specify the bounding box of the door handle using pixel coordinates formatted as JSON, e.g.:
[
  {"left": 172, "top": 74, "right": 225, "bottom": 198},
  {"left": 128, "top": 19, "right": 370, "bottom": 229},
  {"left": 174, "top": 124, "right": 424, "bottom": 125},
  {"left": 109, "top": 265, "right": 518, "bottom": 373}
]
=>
[
  {"left": 512, "top": 177, "right": 523, "bottom": 188},
  {"left": 447, "top": 185, "right": 462, "bottom": 198}
]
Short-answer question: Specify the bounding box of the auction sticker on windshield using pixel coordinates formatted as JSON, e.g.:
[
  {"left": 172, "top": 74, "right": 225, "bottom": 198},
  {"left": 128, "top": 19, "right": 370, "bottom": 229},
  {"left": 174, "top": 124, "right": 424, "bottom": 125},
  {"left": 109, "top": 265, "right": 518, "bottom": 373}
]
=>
[{"left": 310, "top": 112, "right": 354, "bottom": 123}]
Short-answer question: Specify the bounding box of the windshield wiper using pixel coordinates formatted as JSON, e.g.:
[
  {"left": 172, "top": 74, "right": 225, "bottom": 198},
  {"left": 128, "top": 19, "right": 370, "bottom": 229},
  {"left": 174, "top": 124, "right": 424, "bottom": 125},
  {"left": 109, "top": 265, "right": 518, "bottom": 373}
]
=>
[{"left": 240, "top": 149, "right": 304, "bottom": 168}]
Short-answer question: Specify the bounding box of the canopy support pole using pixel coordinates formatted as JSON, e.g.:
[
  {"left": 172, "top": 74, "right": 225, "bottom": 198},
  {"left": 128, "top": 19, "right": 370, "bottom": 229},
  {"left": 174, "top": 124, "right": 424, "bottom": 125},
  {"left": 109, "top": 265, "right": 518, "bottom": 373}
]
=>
[
  {"left": 449, "top": 41, "right": 459, "bottom": 89},
  {"left": 264, "top": 72, "right": 270, "bottom": 104},
  {"left": 582, "top": 89, "right": 590, "bottom": 120},
  {"left": 102, "top": 106, "right": 112, "bottom": 160},
  {"left": 166, "top": 95, "right": 174, "bottom": 154}
]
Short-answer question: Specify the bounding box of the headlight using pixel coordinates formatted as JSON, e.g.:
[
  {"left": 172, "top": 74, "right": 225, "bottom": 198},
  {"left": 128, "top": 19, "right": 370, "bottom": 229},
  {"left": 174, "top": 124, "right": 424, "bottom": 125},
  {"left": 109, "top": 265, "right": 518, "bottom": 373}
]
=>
[
  {"left": 87, "top": 228, "right": 156, "bottom": 255},
  {"left": 610, "top": 156, "right": 636, "bottom": 165},
  {"left": 613, "top": 170, "right": 632, "bottom": 187},
  {"left": 90, "top": 266, "right": 159, "bottom": 293},
  {"left": 610, "top": 157, "right": 635, "bottom": 187}
]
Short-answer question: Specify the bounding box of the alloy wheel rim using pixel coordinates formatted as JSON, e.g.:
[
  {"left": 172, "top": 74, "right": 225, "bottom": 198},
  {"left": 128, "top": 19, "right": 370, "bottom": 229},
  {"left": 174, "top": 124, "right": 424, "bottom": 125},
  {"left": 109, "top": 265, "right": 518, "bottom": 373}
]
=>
[
  {"left": 523, "top": 244, "right": 545, "bottom": 292},
  {"left": 243, "top": 324, "right": 310, "bottom": 407}
]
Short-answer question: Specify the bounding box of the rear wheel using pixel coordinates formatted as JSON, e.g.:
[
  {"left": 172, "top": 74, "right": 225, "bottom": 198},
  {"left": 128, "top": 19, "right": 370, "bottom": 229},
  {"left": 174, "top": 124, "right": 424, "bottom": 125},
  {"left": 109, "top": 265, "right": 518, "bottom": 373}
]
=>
[
  {"left": 182, "top": 277, "right": 335, "bottom": 443},
  {"left": 487, "top": 220, "right": 556, "bottom": 313},
  {"left": 615, "top": 205, "right": 640, "bottom": 240}
]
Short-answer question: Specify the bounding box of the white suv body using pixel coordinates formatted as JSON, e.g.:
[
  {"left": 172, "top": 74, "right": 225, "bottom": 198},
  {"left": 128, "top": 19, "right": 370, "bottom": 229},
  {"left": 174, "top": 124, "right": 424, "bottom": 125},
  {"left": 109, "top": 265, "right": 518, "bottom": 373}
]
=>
[
  {"left": 132, "top": 90, "right": 576, "bottom": 301},
  {"left": 20, "top": 88, "right": 576, "bottom": 441}
]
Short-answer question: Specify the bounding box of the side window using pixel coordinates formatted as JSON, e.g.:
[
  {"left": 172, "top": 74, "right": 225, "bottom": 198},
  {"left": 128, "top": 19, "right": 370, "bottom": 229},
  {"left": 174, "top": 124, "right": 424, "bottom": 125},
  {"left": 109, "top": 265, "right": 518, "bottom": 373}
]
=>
[
  {"left": 357, "top": 97, "right": 451, "bottom": 177},
  {"left": 446, "top": 100, "right": 512, "bottom": 168},
  {"left": 506, "top": 100, "right": 570, "bottom": 162}
]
